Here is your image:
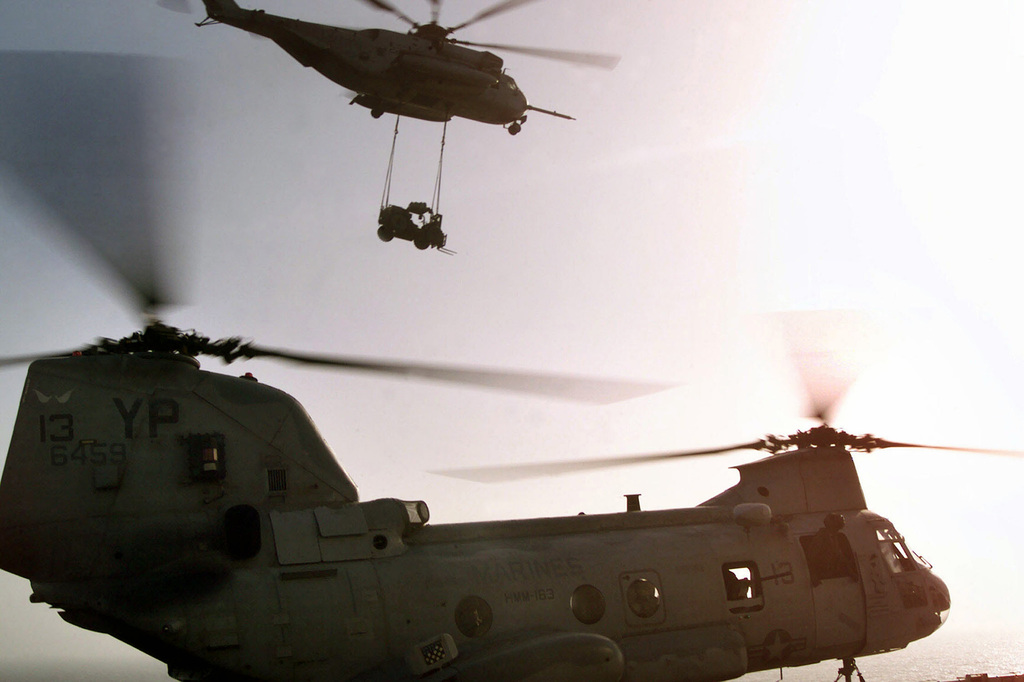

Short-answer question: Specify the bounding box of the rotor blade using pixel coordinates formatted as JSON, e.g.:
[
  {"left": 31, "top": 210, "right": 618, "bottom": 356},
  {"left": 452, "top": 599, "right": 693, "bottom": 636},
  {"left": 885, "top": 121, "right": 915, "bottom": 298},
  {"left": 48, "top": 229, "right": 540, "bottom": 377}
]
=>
[
  {"left": 0, "top": 349, "right": 83, "bottom": 368},
  {"left": 0, "top": 52, "right": 187, "bottom": 313},
  {"left": 779, "top": 310, "right": 893, "bottom": 423},
  {"left": 156, "top": 0, "right": 192, "bottom": 14},
  {"left": 450, "top": 39, "right": 620, "bottom": 69},
  {"left": 434, "top": 440, "right": 768, "bottom": 483},
  {"left": 355, "top": 0, "right": 417, "bottom": 27},
  {"left": 242, "top": 344, "right": 669, "bottom": 404},
  {"left": 871, "top": 438, "right": 1024, "bottom": 457},
  {"left": 448, "top": 0, "right": 544, "bottom": 32}
]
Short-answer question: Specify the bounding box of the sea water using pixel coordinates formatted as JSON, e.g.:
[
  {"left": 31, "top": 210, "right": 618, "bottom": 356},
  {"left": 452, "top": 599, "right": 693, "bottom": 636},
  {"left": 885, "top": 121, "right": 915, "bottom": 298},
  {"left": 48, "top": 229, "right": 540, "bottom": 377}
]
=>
[
  {"left": 745, "top": 629, "right": 1024, "bottom": 682},
  {"left": 4, "top": 627, "right": 1021, "bottom": 682}
]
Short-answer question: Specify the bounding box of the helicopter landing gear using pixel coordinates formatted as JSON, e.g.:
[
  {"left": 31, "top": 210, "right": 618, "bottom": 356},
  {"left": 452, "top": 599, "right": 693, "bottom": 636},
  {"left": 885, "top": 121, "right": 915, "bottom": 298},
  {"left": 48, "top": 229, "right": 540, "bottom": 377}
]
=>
[
  {"left": 371, "top": 108, "right": 384, "bottom": 119},
  {"left": 834, "top": 658, "right": 865, "bottom": 682},
  {"left": 507, "top": 114, "right": 527, "bottom": 135}
]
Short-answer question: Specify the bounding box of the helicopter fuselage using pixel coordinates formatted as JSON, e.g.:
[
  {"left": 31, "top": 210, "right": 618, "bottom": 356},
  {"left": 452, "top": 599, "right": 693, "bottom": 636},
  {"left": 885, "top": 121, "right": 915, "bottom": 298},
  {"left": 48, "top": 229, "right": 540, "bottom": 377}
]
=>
[
  {"left": 0, "top": 354, "right": 950, "bottom": 682},
  {"left": 201, "top": 1, "right": 530, "bottom": 126}
]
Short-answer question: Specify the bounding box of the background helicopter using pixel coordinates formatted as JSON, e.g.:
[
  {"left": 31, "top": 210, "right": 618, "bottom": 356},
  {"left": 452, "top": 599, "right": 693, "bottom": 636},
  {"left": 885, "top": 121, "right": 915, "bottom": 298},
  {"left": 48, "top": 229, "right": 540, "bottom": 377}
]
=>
[
  {"left": 3, "top": 1, "right": 1024, "bottom": 680},
  {"left": 186, "top": 0, "right": 619, "bottom": 134}
]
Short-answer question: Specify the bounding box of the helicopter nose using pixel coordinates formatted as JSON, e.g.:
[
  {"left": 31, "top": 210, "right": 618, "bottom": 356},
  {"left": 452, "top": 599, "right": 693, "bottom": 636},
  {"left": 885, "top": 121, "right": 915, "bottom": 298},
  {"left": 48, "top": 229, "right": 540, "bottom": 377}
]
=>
[
  {"left": 513, "top": 92, "right": 527, "bottom": 118},
  {"left": 930, "top": 572, "right": 951, "bottom": 627},
  {"left": 912, "top": 571, "right": 951, "bottom": 640}
]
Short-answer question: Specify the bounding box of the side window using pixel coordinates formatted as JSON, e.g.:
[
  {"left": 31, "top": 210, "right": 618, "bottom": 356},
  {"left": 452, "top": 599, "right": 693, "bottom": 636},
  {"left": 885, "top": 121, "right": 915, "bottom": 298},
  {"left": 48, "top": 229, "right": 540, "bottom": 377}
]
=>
[
  {"left": 619, "top": 571, "right": 666, "bottom": 625},
  {"left": 722, "top": 561, "right": 764, "bottom": 613},
  {"left": 800, "top": 514, "right": 860, "bottom": 586},
  {"left": 875, "top": 527, "right": 917, "bottom": 573},
  {"left": 184, "top": 432, "right": 226, "bottom": 481}
]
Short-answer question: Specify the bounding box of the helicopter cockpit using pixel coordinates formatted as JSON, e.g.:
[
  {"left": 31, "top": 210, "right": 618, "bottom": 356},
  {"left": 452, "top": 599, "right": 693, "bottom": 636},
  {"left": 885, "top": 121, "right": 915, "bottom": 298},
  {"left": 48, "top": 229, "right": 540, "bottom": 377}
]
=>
[
  {"left": 859, "top": 515, "right": 951, "bottom": 655},
  {"left": 875, "top": 524, "right": 933, "bottom": 573}
]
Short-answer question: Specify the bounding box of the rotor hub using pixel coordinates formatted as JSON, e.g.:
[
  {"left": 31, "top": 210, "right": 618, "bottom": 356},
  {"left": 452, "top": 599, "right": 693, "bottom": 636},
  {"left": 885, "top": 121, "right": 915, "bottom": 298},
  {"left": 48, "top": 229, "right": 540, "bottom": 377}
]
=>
[
  {"left": 411, "top": 22, "right": 452, "bottom": 43},
  {"left": 762, "top": 425, "right": 884, "bottom": 454},
  {"left": 87, "top": 322, "right": 252, "bottom": 364}
]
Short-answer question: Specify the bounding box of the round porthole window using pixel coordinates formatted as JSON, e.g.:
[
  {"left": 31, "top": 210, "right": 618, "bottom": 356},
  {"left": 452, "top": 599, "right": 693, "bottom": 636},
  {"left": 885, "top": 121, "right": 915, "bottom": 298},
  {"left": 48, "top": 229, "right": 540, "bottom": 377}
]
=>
[
  {"left": 626, "top": 578, "right": 661, "bottom": 618},
  {"left": 454, "top": 595, "right": 492, "bottom": 638},
  {"left": 570, "top": 584, "right": 606, "bottom": 624}
]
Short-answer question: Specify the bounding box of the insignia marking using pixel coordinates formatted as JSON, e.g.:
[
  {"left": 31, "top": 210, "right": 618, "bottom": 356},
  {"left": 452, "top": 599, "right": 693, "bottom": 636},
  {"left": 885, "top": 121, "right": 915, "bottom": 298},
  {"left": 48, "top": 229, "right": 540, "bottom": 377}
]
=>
[{"left": 34, "top": 389, "right": 74, "bottom": 404}]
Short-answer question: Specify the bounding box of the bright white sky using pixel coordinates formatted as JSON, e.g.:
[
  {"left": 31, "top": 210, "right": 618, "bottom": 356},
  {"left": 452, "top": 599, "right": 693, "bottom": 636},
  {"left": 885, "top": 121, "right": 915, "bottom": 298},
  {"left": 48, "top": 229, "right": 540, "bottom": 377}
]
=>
[{"left": 1, "top": 0, "right": 1023, "bottom": 678}]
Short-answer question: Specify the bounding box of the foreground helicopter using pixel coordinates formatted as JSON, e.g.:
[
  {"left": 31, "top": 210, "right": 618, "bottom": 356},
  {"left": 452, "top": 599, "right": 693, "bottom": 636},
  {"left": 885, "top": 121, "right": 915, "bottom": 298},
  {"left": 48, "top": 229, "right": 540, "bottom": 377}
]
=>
[
  {"left": 0, "top": 323, "right": 961, "bottom": 682},
  {"left": 0, "top": 47, "right": 1000, "bottom": 682},
  {"left": 190, "top": 0, "right": 619, "bottom": 135}
]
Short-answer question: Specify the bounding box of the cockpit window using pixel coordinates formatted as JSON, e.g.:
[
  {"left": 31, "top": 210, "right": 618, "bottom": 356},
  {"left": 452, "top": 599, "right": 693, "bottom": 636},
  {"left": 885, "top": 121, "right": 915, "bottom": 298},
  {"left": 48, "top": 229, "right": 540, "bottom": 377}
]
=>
[{"left": 875, "top": 527, "right": 924, "bottom": 573}]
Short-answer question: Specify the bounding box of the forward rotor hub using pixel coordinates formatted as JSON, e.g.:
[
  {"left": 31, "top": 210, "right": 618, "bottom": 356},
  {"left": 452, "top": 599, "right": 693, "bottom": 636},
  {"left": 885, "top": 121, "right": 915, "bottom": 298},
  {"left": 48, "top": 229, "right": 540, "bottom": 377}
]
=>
[{"left": 762, "top": 426, "right": 884, "bottom": 454}]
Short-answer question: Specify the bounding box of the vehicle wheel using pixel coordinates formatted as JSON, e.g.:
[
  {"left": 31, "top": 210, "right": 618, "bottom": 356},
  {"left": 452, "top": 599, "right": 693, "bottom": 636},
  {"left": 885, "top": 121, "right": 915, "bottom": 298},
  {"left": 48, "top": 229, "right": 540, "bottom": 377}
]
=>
[
  {"left": 377, "top": 226, "right": 394, "bottom": 242},
  {"left": 414, "top": 234, "right": 430, "bottom": 250}
]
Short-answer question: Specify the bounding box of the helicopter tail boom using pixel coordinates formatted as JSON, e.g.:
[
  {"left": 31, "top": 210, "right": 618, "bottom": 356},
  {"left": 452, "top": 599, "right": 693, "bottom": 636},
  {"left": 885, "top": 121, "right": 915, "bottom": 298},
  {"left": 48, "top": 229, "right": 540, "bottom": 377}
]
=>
[{"left": 200, "top": 0, "right": 242, "bottom": 21}]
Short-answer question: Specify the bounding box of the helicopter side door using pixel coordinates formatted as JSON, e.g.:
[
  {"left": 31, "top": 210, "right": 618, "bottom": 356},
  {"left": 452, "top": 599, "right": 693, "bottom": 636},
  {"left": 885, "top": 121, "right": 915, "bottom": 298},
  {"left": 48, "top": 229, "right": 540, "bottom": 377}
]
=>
[{"left": 796, "top": 514, "right": 866, "bottom": 658}]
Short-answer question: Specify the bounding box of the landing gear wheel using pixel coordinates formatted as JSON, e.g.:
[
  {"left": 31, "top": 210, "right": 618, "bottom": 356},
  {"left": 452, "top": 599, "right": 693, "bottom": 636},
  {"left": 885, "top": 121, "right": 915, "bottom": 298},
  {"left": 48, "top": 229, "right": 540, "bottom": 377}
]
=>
[
  {"left": 377, "top": 226, "right": 394, "bottom": 242},
  {"left": 414, "top": 233, "right": 430, "bottom": 250},
  {"left": 836, "top": 658, "right": 865, "bottom": 682},
  {"left": 371, "top": 108, "right": 384, "bottom": 119},
  {"left": 508, "top": 121, "right": 522, "bottom": 136}
]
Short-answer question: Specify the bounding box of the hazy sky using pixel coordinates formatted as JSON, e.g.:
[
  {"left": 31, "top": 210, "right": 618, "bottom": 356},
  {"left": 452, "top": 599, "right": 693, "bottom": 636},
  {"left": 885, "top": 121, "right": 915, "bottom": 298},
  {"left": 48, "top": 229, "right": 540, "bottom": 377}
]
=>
[{"left": 1, "top": 0, "right": 1023, "bottom": 678}]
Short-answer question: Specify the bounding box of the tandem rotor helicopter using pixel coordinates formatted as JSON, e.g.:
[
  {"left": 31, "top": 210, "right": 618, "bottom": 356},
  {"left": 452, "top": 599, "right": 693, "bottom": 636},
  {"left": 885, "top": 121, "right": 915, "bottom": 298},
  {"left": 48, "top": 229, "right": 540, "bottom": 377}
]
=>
[
  {"left": 0, "top": 329, "right": 965, "bottom": 682},
  {"left": 0, "top": 44, "right": 1017, "bottom": 682}
]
